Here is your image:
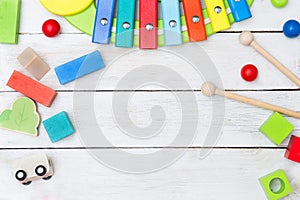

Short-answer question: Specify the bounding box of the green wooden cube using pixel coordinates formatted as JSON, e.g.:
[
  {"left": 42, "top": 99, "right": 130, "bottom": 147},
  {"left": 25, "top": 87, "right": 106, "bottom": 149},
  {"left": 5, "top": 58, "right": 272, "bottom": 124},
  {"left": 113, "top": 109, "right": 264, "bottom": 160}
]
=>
[
  {"left": 0, "top": 0, "right": 21, "bottom": 44},
  {"left": 259, "top": 169, "right": 293, "bottom": 200},
  {"left": 259, "top": 112, "right": 294, "bottom": 145}
]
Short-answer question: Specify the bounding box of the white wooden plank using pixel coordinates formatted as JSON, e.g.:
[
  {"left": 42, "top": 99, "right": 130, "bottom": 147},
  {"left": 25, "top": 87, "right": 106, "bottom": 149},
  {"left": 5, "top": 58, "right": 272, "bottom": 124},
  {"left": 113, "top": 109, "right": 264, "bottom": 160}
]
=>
[
  {"left": 1, "top": 33, "right": 300, "bottom": 91},
  {"left": 0, "top": 91, "right": 299, "bottom": 148},
  {"left": 0, "top": 149, "right": 299, "bottom": 199},
  {"left": 18, "top": 0, "right": 300, "bottom": 33}
]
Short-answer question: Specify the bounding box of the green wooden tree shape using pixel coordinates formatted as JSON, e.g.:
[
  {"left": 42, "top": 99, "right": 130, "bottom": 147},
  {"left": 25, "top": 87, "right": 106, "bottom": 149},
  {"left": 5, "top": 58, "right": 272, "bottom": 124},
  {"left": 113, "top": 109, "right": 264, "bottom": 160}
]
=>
[{"left": 0, "top": 97, "right": 40, "bottom": 136}]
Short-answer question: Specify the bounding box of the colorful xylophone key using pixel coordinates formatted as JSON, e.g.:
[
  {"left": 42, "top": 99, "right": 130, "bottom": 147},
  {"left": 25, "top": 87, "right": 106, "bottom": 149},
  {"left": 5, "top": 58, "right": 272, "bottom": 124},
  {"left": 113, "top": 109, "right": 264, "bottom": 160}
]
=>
[
  {"left": 92, "top": 0, "right": 116, "bottom": 44},
  {"left": 227, "top": 0, "right": 252, "bottom": 22},
  {"left": 115, "top": 0, "right": 136, "bottom": 48},
  {"left": 139, "top": 0, "right": 158, "bottom": 49},
  {"left": 204, "top": 0, "right": 230, "bottom": 32},
  {"left": 161, "top": 0, "right": 182, "bottom": 46},
  {"left": 182, "top": 0, "right": 207, "bottom": 42}
]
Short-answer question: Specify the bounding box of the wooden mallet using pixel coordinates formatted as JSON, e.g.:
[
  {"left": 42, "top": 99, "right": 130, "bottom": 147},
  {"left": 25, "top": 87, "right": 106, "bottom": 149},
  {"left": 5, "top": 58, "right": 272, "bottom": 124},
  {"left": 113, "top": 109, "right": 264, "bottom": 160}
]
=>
[
  {"left": 239, "top": 31, "right": 300, "bottom": 87},
  {"left": 201, "top": 82, "right": 300, "bottom": 119}
]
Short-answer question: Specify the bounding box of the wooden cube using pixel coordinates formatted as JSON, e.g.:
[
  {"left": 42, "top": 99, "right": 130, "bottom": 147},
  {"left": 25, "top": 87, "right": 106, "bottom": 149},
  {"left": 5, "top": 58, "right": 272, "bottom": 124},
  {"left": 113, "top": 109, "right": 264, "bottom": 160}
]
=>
[
  {"left": 259, "top": 169, "right": 293, "bottom": 200},
  {"left": 17, "top": 47, "right": 50, "bottom": 80},
  {"left": 43, "top": 111, "right": 75, "bottom": 143},
  {"left": 285, "top": 135, "right": 300, "bottom": 163},
  {"left": 259, "top": 112, "right": 294, "bottom": 145}
]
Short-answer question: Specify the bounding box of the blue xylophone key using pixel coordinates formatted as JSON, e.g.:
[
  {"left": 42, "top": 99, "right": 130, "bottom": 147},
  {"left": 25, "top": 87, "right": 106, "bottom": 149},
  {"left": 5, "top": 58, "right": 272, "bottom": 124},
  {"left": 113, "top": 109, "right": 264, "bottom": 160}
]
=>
[
  {"left": 227, "top": 0, "right": 252, "bottom": 22},
  {"left": 161, "top": 0, "right": 182, "bottom": 46},
  {"left": 115, "top": 0, "right": 136, "bottom": 48},
  {"left": 92, "top": 0, "right": 116, "bottom": 44}
]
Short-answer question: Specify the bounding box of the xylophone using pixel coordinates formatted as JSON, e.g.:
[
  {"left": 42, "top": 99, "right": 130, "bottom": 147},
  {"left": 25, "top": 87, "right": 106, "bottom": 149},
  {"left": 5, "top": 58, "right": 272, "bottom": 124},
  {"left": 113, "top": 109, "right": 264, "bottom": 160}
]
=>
[{"left": 41, "top": 0, "right": 254, "bottom": 49}]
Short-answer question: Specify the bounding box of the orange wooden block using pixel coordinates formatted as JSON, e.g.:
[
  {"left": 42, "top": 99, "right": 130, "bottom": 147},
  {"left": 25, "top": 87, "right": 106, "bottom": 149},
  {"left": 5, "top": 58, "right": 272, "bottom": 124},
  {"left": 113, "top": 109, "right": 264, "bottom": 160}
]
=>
[{"left": 7, "top": 70, "right": 57, "bottom": 107}]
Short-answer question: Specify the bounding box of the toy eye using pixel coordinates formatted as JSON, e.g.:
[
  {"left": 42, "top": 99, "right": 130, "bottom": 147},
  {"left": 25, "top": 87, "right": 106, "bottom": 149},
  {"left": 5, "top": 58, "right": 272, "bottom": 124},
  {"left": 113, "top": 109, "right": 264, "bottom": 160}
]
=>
[
  {"left": 15, "top": 170, "right": 27, "bottom": 181},
  {"left": 35, "top": 165, "right": 47, "bottom": 176}
]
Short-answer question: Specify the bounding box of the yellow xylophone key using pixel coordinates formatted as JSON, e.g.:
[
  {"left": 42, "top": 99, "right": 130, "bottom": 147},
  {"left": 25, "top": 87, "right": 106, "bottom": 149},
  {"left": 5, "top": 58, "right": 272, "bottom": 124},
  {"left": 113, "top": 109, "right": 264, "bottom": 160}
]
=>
[{"left": 204, "top": 0, "right": 230, "bottom": 32}]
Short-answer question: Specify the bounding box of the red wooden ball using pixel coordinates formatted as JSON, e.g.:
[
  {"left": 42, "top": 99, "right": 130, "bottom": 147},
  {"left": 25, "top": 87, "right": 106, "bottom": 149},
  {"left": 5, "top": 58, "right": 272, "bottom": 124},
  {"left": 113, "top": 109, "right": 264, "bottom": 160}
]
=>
[
  {"left": 42, "top": 19, "right": 60, "bottom": 37},
  {"left": 240, "top": 64, "right": 258, "bottom": 81}
]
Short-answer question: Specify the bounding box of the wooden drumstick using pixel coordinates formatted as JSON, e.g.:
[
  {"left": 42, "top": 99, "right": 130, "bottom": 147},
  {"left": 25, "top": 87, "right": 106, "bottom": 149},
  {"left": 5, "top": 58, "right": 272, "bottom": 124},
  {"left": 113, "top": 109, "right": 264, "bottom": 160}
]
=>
[
  {"left": 201, "top": 82, "right": 300, "bottom": 119},
  {"left": 239, "top": 31, "right": 300, "bottom": 87}
]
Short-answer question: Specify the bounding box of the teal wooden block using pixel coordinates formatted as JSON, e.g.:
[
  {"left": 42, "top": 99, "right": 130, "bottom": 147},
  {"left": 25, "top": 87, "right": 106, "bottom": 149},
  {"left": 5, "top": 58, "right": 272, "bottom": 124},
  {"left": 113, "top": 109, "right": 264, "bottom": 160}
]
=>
[
  {"left": 259, "top": 169, "right": 293, "bottom": 200},
  {"left": 43, "top": 112, "right": 75, "bottom": 143},
  {"left": 0, "top": 0, "right": 21, "bottom": 44},
  {"left": 115, "top": 0, "right": 136, "bottom": 48},
  {"left": 259, "top": 112, "right": 294, "bottom": 145}
]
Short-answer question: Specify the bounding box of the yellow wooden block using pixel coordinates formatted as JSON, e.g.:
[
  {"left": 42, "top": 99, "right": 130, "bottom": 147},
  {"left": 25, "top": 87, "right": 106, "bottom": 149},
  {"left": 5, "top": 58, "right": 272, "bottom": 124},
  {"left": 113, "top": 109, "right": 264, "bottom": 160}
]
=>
[
  {"left": 39, "top": 0, "right": 93, "bottom": 16},
  {"left": 204, "top": 0, "right": 230, "bottom": 32}
]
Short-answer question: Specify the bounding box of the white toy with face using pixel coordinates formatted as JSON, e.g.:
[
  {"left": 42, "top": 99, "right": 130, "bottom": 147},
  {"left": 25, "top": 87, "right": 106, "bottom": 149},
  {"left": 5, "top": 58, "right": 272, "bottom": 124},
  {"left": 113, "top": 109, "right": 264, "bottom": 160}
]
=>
[{"left": 12, "top": 153, "right": 54, "bottom": 185}]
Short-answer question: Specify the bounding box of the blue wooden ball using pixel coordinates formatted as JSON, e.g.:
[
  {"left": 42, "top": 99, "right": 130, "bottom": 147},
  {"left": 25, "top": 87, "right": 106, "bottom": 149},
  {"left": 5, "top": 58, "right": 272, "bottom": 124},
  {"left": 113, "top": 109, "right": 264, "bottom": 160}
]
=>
[{"left": 283, "top": 20, "right": 300, "bottom": 38}]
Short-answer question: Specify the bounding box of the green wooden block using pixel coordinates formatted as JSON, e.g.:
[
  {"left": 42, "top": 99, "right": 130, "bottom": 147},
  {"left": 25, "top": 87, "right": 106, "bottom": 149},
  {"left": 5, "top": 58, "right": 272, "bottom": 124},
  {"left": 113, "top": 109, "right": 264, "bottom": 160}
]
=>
[
  {"left": 259, "top": 169, "right": 293, "bottom": 200},
  {"left": 0, "top": 0, "right": 21, "bottom": 44},
  {"left": 43, "top": 111, "right": 75, "bottom": 143},
  {"left": 259, "top": 112, "right": 294, "bottom": 145}
]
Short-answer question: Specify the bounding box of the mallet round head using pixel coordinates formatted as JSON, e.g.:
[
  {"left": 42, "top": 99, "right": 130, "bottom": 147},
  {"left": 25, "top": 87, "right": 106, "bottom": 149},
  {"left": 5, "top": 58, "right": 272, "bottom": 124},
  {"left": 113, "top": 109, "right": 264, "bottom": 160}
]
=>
[
  {"left": 239, "top": 31, "right": 254, "bottom": 46},
  {"left": 201, "top": 82, "right": 216, "bottom": 97}
]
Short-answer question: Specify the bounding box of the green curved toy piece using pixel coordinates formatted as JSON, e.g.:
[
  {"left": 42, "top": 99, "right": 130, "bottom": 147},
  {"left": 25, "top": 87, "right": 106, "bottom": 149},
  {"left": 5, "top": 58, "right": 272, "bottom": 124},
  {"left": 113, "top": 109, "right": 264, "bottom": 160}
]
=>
[
  {"left": 0, "top": 97, "right": 40, "bottom": 136},
  {"left": 65, "top": 3, "right": 96, "bottom": 36},
  {"left": 65, "top": 0, "right": 254, "bottom": 46}
]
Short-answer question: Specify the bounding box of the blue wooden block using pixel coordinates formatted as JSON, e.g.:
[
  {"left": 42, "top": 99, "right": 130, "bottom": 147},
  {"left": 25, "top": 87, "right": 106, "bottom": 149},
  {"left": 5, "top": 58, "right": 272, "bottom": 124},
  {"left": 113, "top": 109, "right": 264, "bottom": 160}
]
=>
[
  {"left": 227, "top": 0, "right": 252, "bottom": 22},
  {"left": 92, "top": 0, "right": 116, "bottom": 44},
  {"left": 54, "top": 51, "right": 105, "bottom": 85},
  {"left": 161, "top": 0, "right": 182, "bottom": 46},
  {"left": 43, "top": 112, "right": 75, "bottom": 143},
  {"left": 115, "top": 0, "right": 136, "bottom": 48}
]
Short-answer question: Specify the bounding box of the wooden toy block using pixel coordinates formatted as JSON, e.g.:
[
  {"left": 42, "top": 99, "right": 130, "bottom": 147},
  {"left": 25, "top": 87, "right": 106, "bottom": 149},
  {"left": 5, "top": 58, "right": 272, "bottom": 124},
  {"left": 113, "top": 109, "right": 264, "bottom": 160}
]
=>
[
  {"left": 139, "top": 0, "right": 158, "bottom": 49},
  {"left": 182, "top": 0, "right": 206, "bottom": 42},
  {"left": 17, "top": 47, "right": 50, "bottom": 80},
  {"left": 92, "top": 0, "right": 116, "bottom": 44},
  {"left": 227, "top": 0, "right": 252, "bottom": 22},
  {"left": 115, "top": 0, "right": 136, "bottom": 48},
  {"left": 6, "top": 70, "right": 57, "bottom": 107},
  {"left": 54, "top": 51, "right": 105, "bottom": 85},
  {"left": 0, "top": 97, "right": 40, "bottom": 136},
  {"left": 12, "top": 153, "right": 53, "bottom": 185},
  {"left": 285, "top": 135, "right": 300, "bottom": 163},
  {"left": 43, "top": 111, "right": 75, "bottom": 143},
  {"left": 204, "top": 0, "right": 230, "bottom": 32},
  {"left": 0, "top": 0, "right": 21, "bottom": 44},
  {"left": 259, "top": 169, "right": 293, "bottom": 200},
  {"left": 39, "top": 0, "right": 93, "bottom": 16},
  {"left": 259, "top": 112, "right": 294, "bottom": 145},
  {"left": 161, "top": 0, "right": 182, "bottom": 45}
]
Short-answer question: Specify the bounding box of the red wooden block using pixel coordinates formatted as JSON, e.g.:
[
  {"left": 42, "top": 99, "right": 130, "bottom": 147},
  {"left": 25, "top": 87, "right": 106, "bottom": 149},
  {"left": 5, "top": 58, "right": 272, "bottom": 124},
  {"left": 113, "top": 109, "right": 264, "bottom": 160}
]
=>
[
  {"left": 182, "top": 0, "right": 207, "bottom": 42},
  {"left": 139, "top": 0, "right": 158, "bottom": 49},
  {"left": 285, "top": 135, "right": 300, "bottom": 163},
  {"left": 7, "top": 70, "right": 57, "bottom": 107}
]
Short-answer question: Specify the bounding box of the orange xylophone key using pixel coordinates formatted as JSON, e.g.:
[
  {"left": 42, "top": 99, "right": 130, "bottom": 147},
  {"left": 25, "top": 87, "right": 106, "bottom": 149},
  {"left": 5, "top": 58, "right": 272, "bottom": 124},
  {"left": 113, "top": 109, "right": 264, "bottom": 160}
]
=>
[{"left": 182, "top": 0, "right": 207, "bottom": 42}]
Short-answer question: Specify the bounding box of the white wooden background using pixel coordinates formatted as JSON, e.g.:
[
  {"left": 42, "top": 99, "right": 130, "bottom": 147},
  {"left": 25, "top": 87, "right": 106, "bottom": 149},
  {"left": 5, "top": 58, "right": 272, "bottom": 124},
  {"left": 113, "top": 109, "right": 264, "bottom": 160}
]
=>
[{"left": 0, "top": 0, "right": 300, "bottom": 199}]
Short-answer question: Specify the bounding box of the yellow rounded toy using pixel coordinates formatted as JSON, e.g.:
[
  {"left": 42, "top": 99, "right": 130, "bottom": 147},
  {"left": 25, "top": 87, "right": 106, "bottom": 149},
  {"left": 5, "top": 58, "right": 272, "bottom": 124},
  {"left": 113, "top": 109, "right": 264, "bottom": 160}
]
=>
[{"left": 39, "top": 0, "right": 93, "bottom": 16}]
